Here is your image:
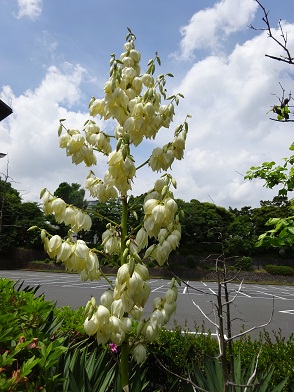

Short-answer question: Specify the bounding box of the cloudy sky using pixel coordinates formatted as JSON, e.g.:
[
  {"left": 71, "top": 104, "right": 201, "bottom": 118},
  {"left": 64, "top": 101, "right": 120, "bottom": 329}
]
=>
[{"left": 1, "top": 0, "right": 294, "bottom": 209}]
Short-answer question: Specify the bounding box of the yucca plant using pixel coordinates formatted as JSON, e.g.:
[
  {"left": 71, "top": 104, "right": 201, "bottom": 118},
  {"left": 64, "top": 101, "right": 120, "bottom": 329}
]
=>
[
  {"left": 60, "top": 340, "right": 151, "bottom": 392},
  {"left": 190, "top": 351, "right": 288, "bottom": 392}
]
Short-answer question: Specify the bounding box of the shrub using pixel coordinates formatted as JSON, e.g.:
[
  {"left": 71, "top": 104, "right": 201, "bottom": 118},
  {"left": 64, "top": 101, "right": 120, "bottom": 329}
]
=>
[
  {"left": 146, "top": 326, "right": 218, "bottom": 390},
  {"left": 233, "top": 330, "right": 294, "bottom": 390},
  {"left": 234, "top": 256, "right": 253, "bottom": 271},
  {"left": 0, "top": 278, "right": 67, "bottom": 391},
  {"left": 265, "top": 264, "right": 294, "bottom": 275}
]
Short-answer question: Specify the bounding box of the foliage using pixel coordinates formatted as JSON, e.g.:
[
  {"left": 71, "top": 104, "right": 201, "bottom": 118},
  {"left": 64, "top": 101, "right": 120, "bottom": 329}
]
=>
[
  {"left": 176, "top": 199, "right": 235, "bottom": 254},
  {"left": 233, "top": 331, "right": 294, "bottom": 391},
  {"left": 245, "top": 1, "right": 294, "bottom": 254},
  {"left": 264, "top": 264, "right": 294, "bottom": 276},
  {"left": 60, "top": 341, "right": 116, "bottom": 392},
  {"left": 16, "top": 202, "right": 47, "bottom": 249},
  {"left": 0, "top": 178, "right": 47, "bottom": 253},
  {"left": 54, "top": 306, "right": 86, "bottom": 336},
  {"left": 190, "top": 350, "right": 287, "bottom": 392},
  {"left": 0, "top": 278, "right": 67, "bottom": 391},
  {"left": 146, "top": 326, "right": 218, "bottom": 390},
  {"left": 0, "top": 179, "right": 22, "bottom": 253},
  {"left": 1, "top": 277, "right": 294, "bottom": 390},
  {"left": 54, "top": 182, "right": 87, "bottom": 209},
  {"left": 2, "top": 170, "right": 294, "bottom": 261},
  {"left": 245, "top": 157, "right": 294, "bottom": 198},
  {"left": 234, "top": 256, "right": 253, "bottom": 271}
]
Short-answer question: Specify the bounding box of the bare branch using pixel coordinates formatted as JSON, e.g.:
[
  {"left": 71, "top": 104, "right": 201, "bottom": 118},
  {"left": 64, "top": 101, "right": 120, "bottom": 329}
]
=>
[
  {"left": 151, "top": 351, "right": 209, "bottom": 392},
  {"left": 244, "top": 349, "right": 262, "bottom": 392},
  {"left": 227, "top": 297, "right": 274, "bottom": 342},
  {"left": 251, "top": 0, "right": 294, "bottom": 64}
]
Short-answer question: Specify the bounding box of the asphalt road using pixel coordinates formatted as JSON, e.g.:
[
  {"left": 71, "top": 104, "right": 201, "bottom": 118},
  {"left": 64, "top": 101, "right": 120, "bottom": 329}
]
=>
[{"left": 1, "top": 270, "right": 294, "bottom": 340}]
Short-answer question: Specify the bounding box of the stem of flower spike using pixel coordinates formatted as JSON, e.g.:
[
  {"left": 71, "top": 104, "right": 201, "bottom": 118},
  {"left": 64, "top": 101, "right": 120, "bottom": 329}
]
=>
[{"left": 120, "top": 195, "right": 130, "bottom": 391}]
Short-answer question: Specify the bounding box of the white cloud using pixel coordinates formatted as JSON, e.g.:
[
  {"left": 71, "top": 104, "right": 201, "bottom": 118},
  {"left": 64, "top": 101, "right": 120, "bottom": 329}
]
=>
[
  {"left": 16, "top": 0, "right": 42, "bottom": 20},
  {"left": 0, "top": 64, "right": 105, "bottom": 202},
  {"left": 168, "top": 24, "right": 294, "bottom": 207},
  {"left": 176, "top": 0, "right": 258, "bottom": 60}
]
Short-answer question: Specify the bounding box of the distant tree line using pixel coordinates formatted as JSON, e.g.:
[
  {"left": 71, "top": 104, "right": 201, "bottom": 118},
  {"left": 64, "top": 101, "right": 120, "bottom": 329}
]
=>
[{"left": 1, "top": 180, "right": 292, "bottom": 265}]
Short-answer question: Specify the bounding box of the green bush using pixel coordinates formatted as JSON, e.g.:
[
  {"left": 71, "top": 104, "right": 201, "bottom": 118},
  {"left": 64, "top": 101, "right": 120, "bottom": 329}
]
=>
[
  {"left": 265, "top": 264, "right": 294, "bottom": 275},
  {"left": 146, "top": 326, "right": 218, "bottom": 390},
  {"left": 233, "top": 330, "right": 294, "bottom": 390},
  {"left": 234, "top": 256, "right": 253, "bottom": 271},
  {"left": 0, "top": 278, "right": 67, "bottom": 391}
]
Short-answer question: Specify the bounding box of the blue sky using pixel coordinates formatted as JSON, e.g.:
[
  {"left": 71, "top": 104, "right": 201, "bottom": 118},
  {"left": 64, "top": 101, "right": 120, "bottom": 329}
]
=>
[{"left": 1, "top": 0, "right": 294, "bottom": 208}]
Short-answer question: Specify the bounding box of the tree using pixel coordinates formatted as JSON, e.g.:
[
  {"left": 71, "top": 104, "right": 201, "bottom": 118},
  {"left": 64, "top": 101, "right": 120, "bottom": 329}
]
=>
[
  {"left": 177, "top": 199, "right": 234, "bottom": 254},
  {"left": 16, "top": 202, "right": 47, "bottom": 249},
  {"left": 0, "top": 177, "right": 22, "bottom": 253},
  {"left": 54, "top": 182, "right": 86, "bottom": 208},
  {"left": 245, "top": 1, "right": 294, "bottom": 250}
]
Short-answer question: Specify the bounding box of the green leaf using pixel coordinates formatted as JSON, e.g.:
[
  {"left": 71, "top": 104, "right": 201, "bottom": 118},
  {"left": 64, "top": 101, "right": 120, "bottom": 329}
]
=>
[
  {"left": 39, "top": 188, "right": 47, "bottom": 199},
  {"left": 27, "top": 225, "right": 38, "bottom": 231}
]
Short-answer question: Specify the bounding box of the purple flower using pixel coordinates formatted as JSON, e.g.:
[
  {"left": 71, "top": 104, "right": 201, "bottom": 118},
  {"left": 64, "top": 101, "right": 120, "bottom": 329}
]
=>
[{"left": 109, "top": 343, "right": 118, "bottom": 353}]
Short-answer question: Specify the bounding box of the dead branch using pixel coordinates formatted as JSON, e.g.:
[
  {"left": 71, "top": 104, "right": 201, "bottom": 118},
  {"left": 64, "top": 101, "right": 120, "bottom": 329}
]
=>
[{"left": 250, "top": 1, "right": 294, "bottom": 64}]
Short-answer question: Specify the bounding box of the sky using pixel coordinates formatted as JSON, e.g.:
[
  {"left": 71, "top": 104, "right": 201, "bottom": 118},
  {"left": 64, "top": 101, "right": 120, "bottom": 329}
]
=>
[{"left": 1, "top": 0, "right": 294, "bottom": 209}]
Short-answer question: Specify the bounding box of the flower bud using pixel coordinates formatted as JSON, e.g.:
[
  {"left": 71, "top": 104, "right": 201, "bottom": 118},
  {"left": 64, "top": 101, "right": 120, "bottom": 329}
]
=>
[
  {"left": 153, "top": 297, "right": 162, "bottom": 309},
  {"left": 143, "top": 199, "right": 159, "bottom": 215},
  {"left": 133, "top": 343, "right": 147, "bottom": 364},
  {"left": 48, "top": 235, "right": 62, "bottom": 256},
  {"left": 84, "top": 314, "right": 99, "bottom": 336},
  {"left": 165, "top": 287, "right": 178, "bottom": 304},
  {"left": 111, "top": 299, "right": 124, "bottom": 318},
  {"left": 121, "top": 316, "right": 132, "bottom": 333},
  {"left": 51, "top": 198, "right": 66, "bottom": 214},
  {"left": 135, "top": 228, "right": 148, "bottom": 251},
  {"left": 97, "top": 305, "right": 110, "bottom": 325},
  {"left": 100, "top": 290, "right": 113, "bottom": 309},
  {"left": 117, "top": 263, "right": 130, "bottom": 285}
]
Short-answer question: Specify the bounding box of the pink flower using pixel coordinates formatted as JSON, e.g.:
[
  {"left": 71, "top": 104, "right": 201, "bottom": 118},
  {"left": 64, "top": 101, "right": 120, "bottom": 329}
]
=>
[{"left": 109, "top": 343, "right": 118, "bottom": 353}]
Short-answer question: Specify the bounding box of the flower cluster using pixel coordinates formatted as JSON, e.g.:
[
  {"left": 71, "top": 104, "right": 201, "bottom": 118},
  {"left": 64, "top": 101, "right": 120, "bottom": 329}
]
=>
[
  {"left": 137, "top": 278, "right": 178, "bottom": 343},
  {"left": 141, "top": 177, "right": 181, "bottom": 265},
  {"left": 89, "top": 37, "right": 178, "bottom": 149},
  {"left": 102, "top": 224, "right": 121, "bottom": 255},
  {"left": 83, "top": 265, "right": 178, "bottom": 363},
  {"left": 58, "top": 119, "right": 113, "bottom": 168},
  {"left": 149, "top": 122, "right": 188, "bottom": 172},
  {"left": 36, "top": 30, "right": 189, "bottom": 373},
  {"left": 105, "top": 149, "right": 136, "bottom": 195},
  {"left": 40, "top": 232, "right": 100, "bottom": 281},
  {"left": 41, "top": 189, "right": 92, "bottom": 233},
  {"left": 83, "top": 262, "right": 150, "bottom": 346},
  {"left": 85, "top": 121, "right": 112, "bottom": 155},
  {"left": 85, "top": 172, "right": 118, "bottom": 202},
  {"left": 59, "top": 128, "right": 97, "bottom": 167}
]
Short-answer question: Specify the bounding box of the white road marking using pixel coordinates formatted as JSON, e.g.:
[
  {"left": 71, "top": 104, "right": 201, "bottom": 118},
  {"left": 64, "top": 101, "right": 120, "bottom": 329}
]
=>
[
  {"left": 255, "top": 291, "right": 286, "bottom": 300},
  {"left": 279, "top": 310, "right": 294, "bottom": 315},
  {"left": 183, "top": 281, "right": 189, "bottom": 294},
  {"left": 151, "top": 285, "right": 165, "bottom": 292},
  {"left": 238, "top": 291, "right": 252, "bottom": 298}
]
